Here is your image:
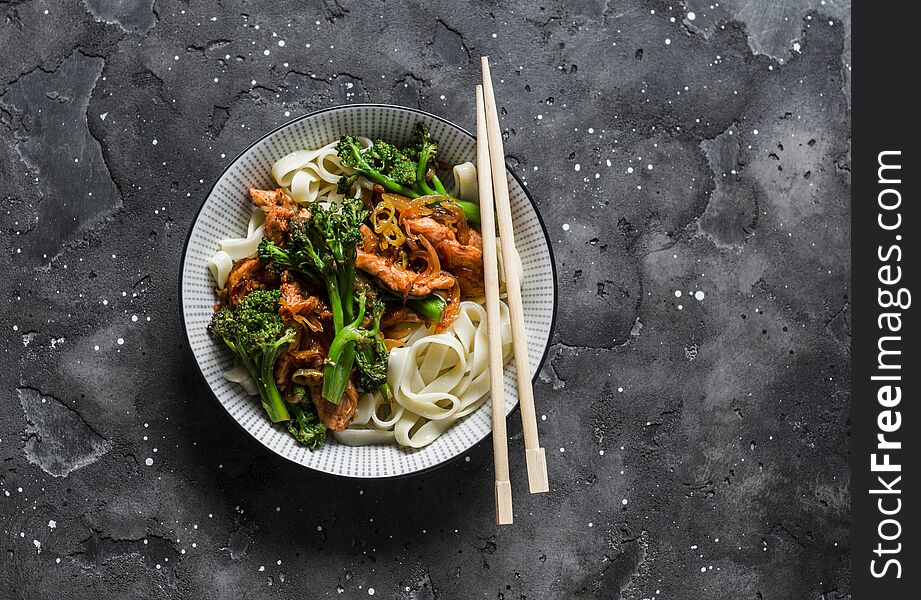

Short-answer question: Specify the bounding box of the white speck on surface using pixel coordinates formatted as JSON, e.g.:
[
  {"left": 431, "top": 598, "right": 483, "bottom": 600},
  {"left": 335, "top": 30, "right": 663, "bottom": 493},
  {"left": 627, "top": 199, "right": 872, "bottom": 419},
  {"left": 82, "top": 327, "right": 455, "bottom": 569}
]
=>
[
  {"left": 278, "top": 40, "right": 285, "bottom": 47},
  {"left": 117, "top": 338, "right": 124, "bottom": 345},
  {"left": 665, "top": 38, "right": 671, "bottom": 45},
  {"left": 627, "top": 166, "right": 634, "bottom": 173},
  {"left": 687, "top": 11, "right": 696, "bottom": 20},
  {"left": 152, "top": 139, "right": 158, "bottom": 145},
  {"left": 678, "top": 304, "right": 684, "bottom": 310},
  {"left": 695, "top": 291, "right": 705, "bottom": 301},
  {"left": 48, "top": 520, "right": 56, "bottom": 529},
  {"left": 263, "top": 49, "right": 270, "bottom": 56},
  {"left": 145, "top": 457, "right": 154, "bottom": 466},
  {"left": 131, "top": 315, "right": 138, "bottom": 322},
  {"left": 792, "top": 42, "right": 801, "bottom": 52},
  {"left": 368, "top": 589, "right": 375, "bottom": 596},
  {"left": 33, "top": 539, "right": 41, "bottom": 553},
  {"left": 622, "top": 498, "right": 628, "bottom": 505},
  {"left": 562, "top": 223, "right": 570, "bottom": 231},
  {"left": 574, "top": 163, "right": 581, "bottom": 172},
  {"left": 674, "top": 290, "right": 682, "bottom": 297}
]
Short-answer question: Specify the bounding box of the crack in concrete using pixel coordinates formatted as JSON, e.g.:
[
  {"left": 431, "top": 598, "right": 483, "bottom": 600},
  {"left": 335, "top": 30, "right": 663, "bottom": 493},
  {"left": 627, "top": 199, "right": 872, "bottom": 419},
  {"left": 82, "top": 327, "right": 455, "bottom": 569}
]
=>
[
  {"left": 322, "top": 0, "right": 350, "bottom": 22},
  {"left": 185, "top": 39, "right": 233, "bottom": 55},
  {"left": 433, "top": 18, "right": 472, "bottom": 64}
]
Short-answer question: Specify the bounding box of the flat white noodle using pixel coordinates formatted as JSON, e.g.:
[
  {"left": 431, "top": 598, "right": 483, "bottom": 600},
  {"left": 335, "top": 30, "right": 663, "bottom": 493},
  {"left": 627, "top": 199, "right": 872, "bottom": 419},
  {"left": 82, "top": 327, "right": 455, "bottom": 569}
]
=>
[
  {"left": 334, "top": 428, "right": 397, "bottom": 446},
  {"left": 313, "top": 149, "right": 348, "bottom": 184},
  {"left": 223, "top": 362, "right": 259, "bottom": 396},
  {"left": 339, "top": 301, "right": 513, "bottom": 448},
  {"left": 333, "top": 391, "right": 400, "bottom": 445},
  {"left": 220, "top": 223, "right": 264, "bottom": 260},
  {"left": 451, "top": 161, "right": 479, "bottom": 202},
  {"left": 247, "top": 208, "right": 266, "bottom": 236},
  {"left": 271, "top": 139, "right": 365, "bottom": 205},
  {"left": 210, "top": 210, "right": 267, "bottom": 288},
  {"left": 207, "top": 250, "right": 233, "bottom": 289},
  {"left": 271, "top": 143, "right": 331, "bottom": 187},
  {"left": 290, "top": 166, "right": 322, "bottom": 203}
]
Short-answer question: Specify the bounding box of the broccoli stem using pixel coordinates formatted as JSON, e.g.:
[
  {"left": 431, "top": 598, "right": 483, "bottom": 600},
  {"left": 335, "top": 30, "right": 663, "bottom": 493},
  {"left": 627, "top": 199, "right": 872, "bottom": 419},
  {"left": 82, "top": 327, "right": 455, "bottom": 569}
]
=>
[
  {"left": 431, "top": 173, "right": 449, "bottom": 196},
  {"left": 325, "top": 275, "right": 345, "bottom": 332},
  {"left": 256, "top": 356, "right": 290, "bottom": 423},
  {"left": 321, "top": 291, "right": 367, "bottom": 403},
  {"left": 408, "top": 295, "right": 446, "bottom": 322}
]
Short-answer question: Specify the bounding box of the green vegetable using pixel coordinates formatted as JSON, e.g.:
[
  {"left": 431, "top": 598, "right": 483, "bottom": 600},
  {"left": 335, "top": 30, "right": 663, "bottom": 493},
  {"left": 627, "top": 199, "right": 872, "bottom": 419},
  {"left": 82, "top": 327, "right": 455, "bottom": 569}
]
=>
[
  {"left": 405, "top": 121, "right": 439, "bottom": 195},
  {"left": 208, "top": 289, "right": 295, "bottom": 423},
  {"left": 408, "top": 294, "right": 446, "bottom": 322},
  {"left": 258, "top": 198, "right": 387, "bottom": 403},
  {"left": 336, "top": 173, "right": 360, "bottom": 196},
  {"left": 287, "top": 400, "right": 327, "bottom": 449},
  {"left": 336, "top": 122, "right": 480, "bottom": 224},
  {"left": 379, "top": 292, "right": 445, "bottom": 323},
  {"left": 354, "top": 284, "right": 391, "bottom": 394}
]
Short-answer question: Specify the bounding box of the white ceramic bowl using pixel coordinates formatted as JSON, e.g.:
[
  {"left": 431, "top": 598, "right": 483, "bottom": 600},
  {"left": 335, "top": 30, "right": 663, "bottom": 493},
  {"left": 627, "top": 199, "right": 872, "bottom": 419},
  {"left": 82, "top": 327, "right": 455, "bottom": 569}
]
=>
[{"left": 180, "top": 104, "right": 557, "bottom": 478}]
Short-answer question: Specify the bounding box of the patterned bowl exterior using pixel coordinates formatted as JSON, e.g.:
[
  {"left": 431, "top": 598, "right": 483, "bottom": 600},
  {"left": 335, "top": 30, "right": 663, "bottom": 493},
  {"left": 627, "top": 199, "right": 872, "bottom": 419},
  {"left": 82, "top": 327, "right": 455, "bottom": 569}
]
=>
[{"left": 180, "top": 105, "right": 557, "bottom": 478}]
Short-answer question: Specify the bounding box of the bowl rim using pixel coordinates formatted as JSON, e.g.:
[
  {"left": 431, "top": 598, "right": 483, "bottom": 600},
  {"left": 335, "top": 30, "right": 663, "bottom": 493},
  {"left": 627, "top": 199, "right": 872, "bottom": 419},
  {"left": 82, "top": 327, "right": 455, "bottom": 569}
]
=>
[{"left": 179, "top": 103, "right": 558, "bottom": 479}]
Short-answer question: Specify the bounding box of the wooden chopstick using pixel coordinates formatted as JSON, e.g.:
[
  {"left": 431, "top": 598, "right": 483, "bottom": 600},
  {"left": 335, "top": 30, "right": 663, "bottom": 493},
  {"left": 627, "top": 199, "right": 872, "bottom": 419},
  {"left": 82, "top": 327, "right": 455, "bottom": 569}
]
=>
[
  {"left": 476, "top": 85, "right": 514, "bottom": 525},
  {"left": 480, "top": 56, "right": 550, "bottom": 494}
]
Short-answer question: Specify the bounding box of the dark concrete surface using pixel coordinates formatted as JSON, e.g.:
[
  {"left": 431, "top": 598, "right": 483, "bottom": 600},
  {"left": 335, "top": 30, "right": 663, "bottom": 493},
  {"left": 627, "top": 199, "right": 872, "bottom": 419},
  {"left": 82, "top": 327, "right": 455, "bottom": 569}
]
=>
[{"left": 0, "top": 1, "right": 850, "bottom": 598}]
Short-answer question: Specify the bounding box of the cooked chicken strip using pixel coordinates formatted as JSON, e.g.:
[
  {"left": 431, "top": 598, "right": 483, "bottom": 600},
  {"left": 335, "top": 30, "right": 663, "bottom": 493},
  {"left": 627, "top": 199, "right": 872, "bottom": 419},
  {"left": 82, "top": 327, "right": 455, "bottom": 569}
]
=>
[
  {"left": 310, "top": 380, "right": 359, "bottom": 432},
  {"left": 403, "top": 217, "right": 485, "bottom": 297},
  {"left": 225, "top": 257, "right": 271, "bottom": 306},
  {"left": 356, "top": 249, "right": 456, "bottom": 297},
  {"left": 249, "top": 188, "right": 297, "bottom": 244},
  {"left": 279, "top": 272, "right": 329, "bottom": 324},
  {"left": 381, "top": 305, "right": 425, "bottom": 329}
]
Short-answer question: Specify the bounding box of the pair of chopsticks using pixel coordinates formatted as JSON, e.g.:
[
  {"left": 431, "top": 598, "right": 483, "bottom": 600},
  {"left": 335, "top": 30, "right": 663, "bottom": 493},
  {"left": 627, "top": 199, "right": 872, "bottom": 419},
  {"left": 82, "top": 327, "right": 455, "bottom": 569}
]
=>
[{"left": 477, "top": 56, "right": 549, "bottom": 525}]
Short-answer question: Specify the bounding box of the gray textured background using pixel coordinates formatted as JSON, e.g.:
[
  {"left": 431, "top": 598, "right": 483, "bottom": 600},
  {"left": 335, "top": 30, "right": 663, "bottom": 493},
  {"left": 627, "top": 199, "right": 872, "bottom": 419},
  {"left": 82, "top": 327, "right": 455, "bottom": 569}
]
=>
[{"left": 0, "top": 1, "right": 851, "bottom": 598}]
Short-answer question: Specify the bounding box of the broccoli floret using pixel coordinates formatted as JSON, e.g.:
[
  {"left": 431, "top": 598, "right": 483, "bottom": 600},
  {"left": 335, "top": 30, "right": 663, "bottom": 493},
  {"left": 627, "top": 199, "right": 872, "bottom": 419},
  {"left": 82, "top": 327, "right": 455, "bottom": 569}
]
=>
[
  {"left": 336, "top": 127, "right": 481, "bottom": 224},
  {"left": 365, "top": 140, "right": 417, "bottom": 186},
  {"left": 287, "top": 397, "right": 327, "bottom": 449},
  {"left": 209, "top": 290, "right": 295, "bottom": 423},
  {"left": 336, "top": 173, "right": 360, "bottom": 196},
  {"left": 354, "top": 289, "right": 390, "bottom": 394},
  {"left": 405, "top": 122, "right": 438, "bottom": 196},
  {"left": 337, "top": 136, "right": 417, "bottom": 197}
]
